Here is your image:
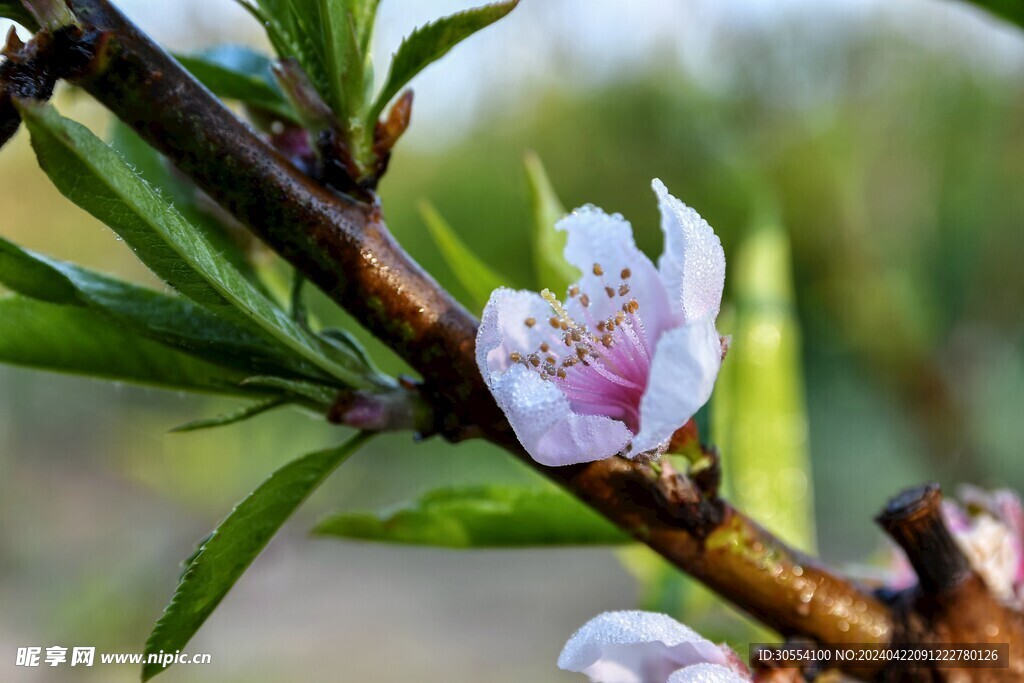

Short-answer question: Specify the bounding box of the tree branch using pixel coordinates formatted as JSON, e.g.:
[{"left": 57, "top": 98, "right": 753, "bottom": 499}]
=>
[{"left": 13, "top": 0, "right": 893, "bottom": 656}]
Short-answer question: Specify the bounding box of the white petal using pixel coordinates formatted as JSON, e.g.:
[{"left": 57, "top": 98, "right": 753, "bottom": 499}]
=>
[
  {"left": 557, "top": 206, "right": 674, "bottom": 340},
  {"left": 476, "top": 288, "right": 562, "bottom": 377},
  {"left": 558, "top": 611, "right": 727, "bottom": 683},
  {"left": 653, "top": 179, "right": 725, "bottom": 323},
  {"left": 477, "top": 288, "right": 631, "bottom": 466},
  {"left": 668, "top": 664, "right": 751, "bottom": 683},
  {"left": 489, "top": 364, "right": 631, "bottom": 467},
  {"left": 631, "top": 317, "right": 722, "bottom": 455}
]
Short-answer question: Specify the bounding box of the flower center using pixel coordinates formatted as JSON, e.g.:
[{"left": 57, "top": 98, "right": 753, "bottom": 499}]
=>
[{"left": 508, "top": 264, "right": 653, "bottom": 434}]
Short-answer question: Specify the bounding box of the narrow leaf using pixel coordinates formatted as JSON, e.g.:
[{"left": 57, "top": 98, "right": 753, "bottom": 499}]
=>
[
  {"left": 240, "top": 375, "right": 338, "bottom": 406},
  {"left": 419, "top": 200, "right": 505, "bottom": 311},
  {"left": 174, "top": 46, "right": 296, "bottom": 121},
  {"left": 0, "top": 236, "right": 317, "bottom": 378},
  {"left": 169, "top": 398, "right": 289, "bottom": 433},
  {"left": 142, "top": 432, "right": 373, "bottom": 680},
  {"left": 368, "top": 0, "right": 518, "bottom": 122},
  {"left": 0, "top": 296, "right": 256, "bottom": 395},
  {"left": 18, "top": 100, "right": 374, "bottom": 388},
  {"left": 313, "top": 484, "right": 629, "bottom": 548},
  {"left": 107, "top": 121, "right": 268, "bottom": 295},
  {"left": 524, "top": 151, "right": 577, "bottom": 293},
  {"left": 712, "top": 208, "right": 816, "bottom": 552}
]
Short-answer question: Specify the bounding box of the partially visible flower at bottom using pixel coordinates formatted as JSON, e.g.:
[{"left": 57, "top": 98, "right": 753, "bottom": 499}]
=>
[
  {"left": 887, "top": 485, "right": 1024, "bottom": 607},
  {"left": 558, "top": 610, "right": 751, "bottom": 683},
  {"left": 476, "top": 180, "right": 726, "bottom": 467}
]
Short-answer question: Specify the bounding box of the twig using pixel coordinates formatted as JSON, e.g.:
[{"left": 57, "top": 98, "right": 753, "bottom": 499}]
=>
[{"left": 876, "top": 483, "right": 971, "bottom": 594}]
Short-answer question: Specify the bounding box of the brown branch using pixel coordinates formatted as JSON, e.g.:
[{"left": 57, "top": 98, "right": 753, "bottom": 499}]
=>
[
  {"left": 17, "top": 0, "right": 893, "bottom": 659},
  {"left": 876, "top": 483, "right": 971, "bottom": 594},
  {"left": 876, "top": 485, "right": 1024, "bottom": 682},
  {"left": 0, "top": 21, "right": 100, "bottom": 147}
]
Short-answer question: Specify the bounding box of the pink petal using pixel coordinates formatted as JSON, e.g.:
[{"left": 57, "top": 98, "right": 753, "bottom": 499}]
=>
[
  {"left": 631, "top": 317, "right": 723, "bottom": 455},
  {"left": 559, "top": 611, "right": 729, "bottom": 683},
  {"left": 557, "top": 205, "right": 674, "bottom": 342},
  {"left": 668, "top": 663, "right": 752, "bottom": 683},
  {"left": 653, "top": 179, "right": 725, "bottom": 324}
]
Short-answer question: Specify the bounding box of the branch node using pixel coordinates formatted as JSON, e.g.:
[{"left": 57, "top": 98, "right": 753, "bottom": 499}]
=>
[{"left": 876, "top": 483, "right": 972, "bottom": 594}]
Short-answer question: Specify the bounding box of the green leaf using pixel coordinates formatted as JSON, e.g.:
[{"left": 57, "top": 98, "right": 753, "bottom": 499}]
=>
[
  {"left": 313, "top": 484, "right": 629, "bottom": 548},
  {"left": 18, "top": 100, "right": 376, "bottom": 389},
  {"left": 169, "top": 398, "right": 289, "bottom": 433},
  {"left": 712, "top": 206, "right": 816, "bottom": 552},
  {"left": 236, "top": 0, "right": 331, "bottom": 102},
  {"left": 237, "top": 0, "right": 378, "bottom": 124},
  {"left": 367, "top": 0, "right": 519, "bottom": 123},
  {"left": 419, "top": 200, "right": 506, "bottom": 311},
  {"left": 314, "top": 0, "right": 366, "bottom": 120},
  {"left": 0, "top": 236, "right": 319, "bottom": 378},
  {"left": 0, "top": 296, "right": 257, "bottom": 394},
  {"left": 107, "top": 121, "right": 269, "bottom": 297},
  {"left": 523, "top": 151, "right": 576, "bottom": 293},
  {"left": 240, "top": 375, "right": 338, "bottom": 406},
  {"left": 173, "top": 46, "right": 296, "bottom": 121},
  {"left": 142, "top": 432, "right": 373, "bottom": 681},
  {"left": 962, "top": 0, "right": 1024, "bottom": 30}
]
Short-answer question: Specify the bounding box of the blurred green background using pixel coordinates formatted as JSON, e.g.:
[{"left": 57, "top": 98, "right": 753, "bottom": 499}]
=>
[{"left": 2, "top": 0, "right": 1023, "bottom": 681}]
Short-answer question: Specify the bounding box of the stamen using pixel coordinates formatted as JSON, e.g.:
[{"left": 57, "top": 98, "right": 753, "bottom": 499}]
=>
[
  {"left": 592, "top": 263, "right": 604, "bottom": 276},
  {"left": 619, "top": 283, "right": 630, "bottom": 296},
  {"left": 540, "top": 342, "right": 550, "bottom": 352},
  {"left": 621, "top": 268, "right": 631, "bottom": 279},
  {"left": 568, "top": 285, "right": 580, "bottom": 298},
  {"left": 580, "top": 294, "right": 590, "bottom": 307},
  {"left": 549, "top": 316, "right": 560, "bottom": 329},
  {"left": 541, "top": 289, "right": 571, "bottom": 320},
  {"left": 510, "top": 352, "right": 522, "bottom": 362},
  {"left": 525, "top": 317, "right": 536, "bottom": 328},
  {"left": 605, "top": 286, "right": 615, "bottom": 298}
]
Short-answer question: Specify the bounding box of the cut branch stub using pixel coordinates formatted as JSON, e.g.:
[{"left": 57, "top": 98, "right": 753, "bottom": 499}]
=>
[
  {"left": 0, "top": 22, "right": 104, "bottom": 147},
  {"left": 876, "top": 483, "right": 971, "bottom": 594}
]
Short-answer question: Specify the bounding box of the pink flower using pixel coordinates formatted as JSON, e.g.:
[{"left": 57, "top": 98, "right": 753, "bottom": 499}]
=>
[
  {"left": 888, "top": 486, "right": 1024, "bottom": 606},
  {"left": 476, "top": 180, "right": 725, "bottom": 466},
  {"left": 558, "top": 611, "right": 751, "bottom": 683}
]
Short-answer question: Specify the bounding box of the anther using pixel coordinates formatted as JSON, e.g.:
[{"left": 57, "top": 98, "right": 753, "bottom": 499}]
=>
[
  {"left": 619, "top": 283, "right": 630, "bottom": 296},
  {"left": 580, "top": 294, "right": 590, "bottom": 307},
  {"left": 549, "top": 316, "right": 560, "bottom": 329},
  {"left": 529, "top": 354, "right": 541, "bottom": 367},
  {"left": 510, "top": 352, "right": 522, "bottom": 362},
  {"left": 556, "top": 369, "right": 566, "bottom": 379},
  {"left": 605, "top": 286, "right": 615, "bottom": 298},
  {"left": 621, "top": 268, "right": 631, "bottom": 279},
  {"left": 540, "top": 342, "right": 550, "bottom": 352},
  {"left": 601, "top": 334, "right": 614, "bottom": 348},
  {"left": 525, "top": 317, "right": 536, "bottom": 328},
  {"left": 593, "top": 263, "right": 604, "bottom": 276},
  {"left": 568, "top": 285, "right": 580, "bottom": 298}
]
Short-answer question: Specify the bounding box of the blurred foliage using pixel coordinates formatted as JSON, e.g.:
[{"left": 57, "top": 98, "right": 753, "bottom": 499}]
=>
[{"left": 714, "top": 211, "right": 816, "bottom": 553}]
